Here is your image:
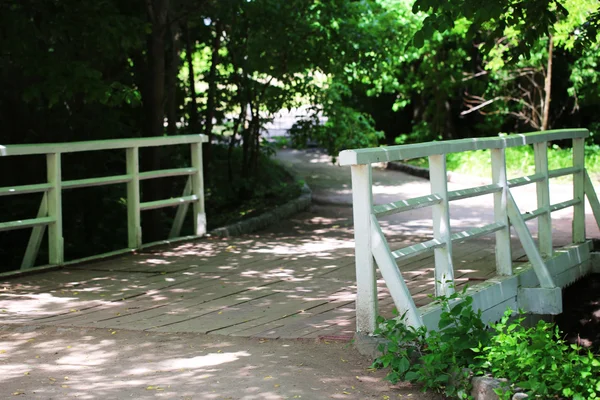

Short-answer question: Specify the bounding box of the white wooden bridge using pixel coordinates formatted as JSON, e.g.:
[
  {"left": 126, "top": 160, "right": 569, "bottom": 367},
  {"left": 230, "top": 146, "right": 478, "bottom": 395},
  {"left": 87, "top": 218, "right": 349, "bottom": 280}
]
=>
[{"left": 1, "top": 129, "right": 599, "bottom": 340}]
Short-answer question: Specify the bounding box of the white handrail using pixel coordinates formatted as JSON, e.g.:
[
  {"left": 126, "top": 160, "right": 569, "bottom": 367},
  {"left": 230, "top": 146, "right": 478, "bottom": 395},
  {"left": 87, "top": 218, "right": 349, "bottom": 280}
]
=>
[
  {"left": 343, "top": 128, "right": 597, "bottom": 334},
  {"left": 339, "top": 129, "right": 588, "bottom": 166},
  {"left": 0, "top": 134, "right": 208, "bottom": 271}
]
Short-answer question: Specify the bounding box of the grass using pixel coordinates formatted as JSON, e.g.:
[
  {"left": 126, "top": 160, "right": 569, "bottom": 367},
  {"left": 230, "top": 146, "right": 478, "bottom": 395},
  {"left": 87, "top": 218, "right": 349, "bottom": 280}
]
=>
[{"left": 405, "top": 144, "right": 600, "bottom": 182}]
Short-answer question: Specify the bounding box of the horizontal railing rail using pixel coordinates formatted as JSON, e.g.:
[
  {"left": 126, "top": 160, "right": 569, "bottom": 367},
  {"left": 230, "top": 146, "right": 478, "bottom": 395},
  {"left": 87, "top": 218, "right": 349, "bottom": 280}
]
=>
[
  {"left": 341, "top": 129, "right": 600, "bottom": 334},
  {"left": 0, "top": 134, "right": 208, "bottom": 272}
]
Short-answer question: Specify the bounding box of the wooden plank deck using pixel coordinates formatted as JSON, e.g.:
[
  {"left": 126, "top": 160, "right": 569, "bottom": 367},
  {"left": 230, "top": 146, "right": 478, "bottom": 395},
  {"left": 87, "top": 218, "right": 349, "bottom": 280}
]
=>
[{"left": 0, "top": 207, "right": 541, "bottom": 341}]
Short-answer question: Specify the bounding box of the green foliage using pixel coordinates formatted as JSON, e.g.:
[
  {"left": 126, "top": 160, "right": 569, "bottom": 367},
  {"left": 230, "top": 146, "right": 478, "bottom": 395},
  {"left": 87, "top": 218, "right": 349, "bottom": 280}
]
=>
[
  {"left": 403, "top": 143, "right": 600, "bottom": 181},
  {"left": 372, "top": 287, "right": 490, "bottom": 398},
  {"left": 476, "top": 309, "right": 600, "bottom": 399},
  {"left": 372, "top": 294, "right": 600, "bottom": 399}
]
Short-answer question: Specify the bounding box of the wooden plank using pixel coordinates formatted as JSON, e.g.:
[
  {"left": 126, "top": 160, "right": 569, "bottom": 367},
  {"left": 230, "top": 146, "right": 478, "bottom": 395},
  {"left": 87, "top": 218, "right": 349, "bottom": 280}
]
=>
[
  {"left": 549, "top": 199, "right": 580, "bottom": 213},
  {"left": 0, "top": 216, "right": 54, "bottom": 232},
  {"left": 391, "top": 239, "right": 443, "bottom": 259},
  {"left": 573, "top": 137, "right": 586, "bottom": 243},
  {"left": 350, "top": 164, "right": 378, "bottom": 334},
  {"left": 548, "top": 166, "right": 582, "bottom": 179},
  {"left": 190, "top": 142, "right": 206, "bottom": 236},
  {"left": 373, "top": 194, "right": 441, "bottom": 218},
  {"left": 507, "top": 173, "right": 545, "bottom": 188},
  {"left": 448, "top": 183, "right": 501, "bottom": 202},
  {"left": 21, "top": 193, "right": 48, "bottom": 269},
  {"left": 169, "top": 177, "right": 192, "bottom": 239},
  {"left": 429, "top": 154, "right": 454, "bottom": 296},
  {"left": 0, "top": 182, "right": 52, "bottom": 197},
  {"left": 507, "top": 191, "right": 555, "bottom": 288},
  {"left": 370, "top": 216, "right": 422, "bottom": 327},
  {"left": 338, "top": 129, "right": 589, "bottom": 166},
  {"left": 584, "top": 170, "right": 600, "bottom": 231},
  {"left": 126, "top": 147, "right": 141, "bottom": 249},
  {"left": 534, "top": 141, "right": 552, "bottom": 256},
  {"left": 491, "top": 148, "right": 512, "bottom": 275},
  {"left": 139, "top": 167, "right": 197, "bottom": 181},
  {"left": 140, "top": 195, "right": 198, "bottom": 211},
  {"left": 62, "top": 174, "right": 131, "bottom": 190},
  {"left": 450, "top": 222, "right": 506, "bottom": 242},
  {"left": 47, "top": 153, "right": 63, "bottom": 265},
  {"left": 0, "top": 134, "right": 209, "bottom": 157}
]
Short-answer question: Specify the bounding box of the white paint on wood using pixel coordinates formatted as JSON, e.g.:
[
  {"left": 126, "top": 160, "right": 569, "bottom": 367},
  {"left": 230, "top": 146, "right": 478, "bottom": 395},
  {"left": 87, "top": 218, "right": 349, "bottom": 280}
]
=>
[
  {"left": 126, "top": 147, "right": 142, "bottom": 249},
  {"left": 140, "top": 195, "right": 199, "bottom": 211},
  {"left": 21, "top": 193, "right": 48, "bottom": 270},
  {"left": 517, "top": 287, "right": 562, "bottom": 314},
  {"left": 62, "top": 174, "right": 131, "bottom": 190},
  {"left": 0, "top": 134, "right": 209, "bottom": 157},
  {"left": 373, "top": 194, "right": 442, "bottom": 217},
  {"left": 169, "top": 177, "right": 192, "bottom": 239},
  {"left": 0, "top": 216, "right": 54, "bottom": 232},
  {"left": 507, "top": 173, "right": 545, "bottom": 188},
  {"left": 584, "top": 170, "right": 600, "bottom": 231},
  {"left": 448, "top": 183, "right": 502, "bottom": 202},
  {"left": 351, "top": 164, "right": 378, "bottom": 334},
  {"left": 0, "top": 183, "right": 52, "bottom": 197},
  {"left": 339, "top": 129, "right": 589, "bottom": 165},
  {"left": 450, "top": 222, "right": 506, "bottom": 242},
  {"left": 429, "top": 154, "right": 454, "bottom": 297},
  {"left": 534, "top": 142, "right": 552, "bottom": 256},
  {"left": 46, "top": 153, "right": 64, "bottom": 265},
  {"left": 573, "top": 138, "right": 586, "bottom": 243},
  {"left": 507, "top": 191, "right": 555, "bottom": 288},
  {"left": 190, "top": 143, "right": 206, "bottom": 236},
  {"left": 491, "top": 148, "right": 512, "bottom": 275},
  {"left": 548, "top": 166, "right": 582, "bottom": 179},
  {"left": 370, "top": 216, "right": 422, "bottom": 328},
  {"left": 139, "top": 167, "right": 198, "bottom": 181},
  {"left": 391, "top": 238, "right": 444, "bottom": 259}
]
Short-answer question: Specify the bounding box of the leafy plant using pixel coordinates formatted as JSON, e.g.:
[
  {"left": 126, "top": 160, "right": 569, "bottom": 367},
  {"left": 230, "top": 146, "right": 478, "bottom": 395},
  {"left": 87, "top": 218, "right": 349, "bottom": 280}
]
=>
[
  {"left": 372, "top": 287, "right": 490, "bottom": 399},
  {"left": 476, "top": 309, "right": 600, "bottom": 399}
]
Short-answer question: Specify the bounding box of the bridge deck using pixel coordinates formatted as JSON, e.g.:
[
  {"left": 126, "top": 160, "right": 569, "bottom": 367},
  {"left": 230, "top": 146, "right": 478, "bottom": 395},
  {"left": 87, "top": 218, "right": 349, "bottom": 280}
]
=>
[{"left": 1, "top": 205, "right": 541, "bottom": 341}]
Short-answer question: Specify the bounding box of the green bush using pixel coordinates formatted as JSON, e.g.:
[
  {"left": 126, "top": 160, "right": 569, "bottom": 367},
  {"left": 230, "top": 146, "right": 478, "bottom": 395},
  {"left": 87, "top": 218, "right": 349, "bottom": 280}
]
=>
[
  {"left": 476, "top": 309, "right": 600, "bottom": 399},
  {"left": 372, "top": 292, "right": 600, "bottom": 399}
]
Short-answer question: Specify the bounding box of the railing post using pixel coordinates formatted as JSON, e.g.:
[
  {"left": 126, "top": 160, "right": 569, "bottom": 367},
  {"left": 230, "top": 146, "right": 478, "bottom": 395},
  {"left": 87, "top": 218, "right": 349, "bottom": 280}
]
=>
[
  {"left": 491, "top": 148, "right": 512, "bottom": 275},
  {"left": 428, "top": 154, "right": 454, "bottom": 297},
  {"left": 534, "top": 142, "right": 552, "bottom": 256},
  {"left": 126, "top": 147, "right": 142, "bottom": 248},
  {"left": 351, "top": 164, "right": 378, "bottom": 334},
  {"left": 190, "top": 142, "right": 206, "bottom": 236},
  {"left": 47, "top": 153, "right": 64, "bottom": 265},
  {"left": 573, "top": 138, "right": 586, "bottom": 243}
]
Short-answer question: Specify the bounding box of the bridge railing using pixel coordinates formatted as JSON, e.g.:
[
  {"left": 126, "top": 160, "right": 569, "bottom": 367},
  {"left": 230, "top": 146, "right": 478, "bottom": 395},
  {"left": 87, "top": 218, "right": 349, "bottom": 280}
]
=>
[
  {"left": 0, "top": 135, "right": 208, "bottom": 272},
  {"left": 339, "top": 129, "right": 600, "bottom": 333}
]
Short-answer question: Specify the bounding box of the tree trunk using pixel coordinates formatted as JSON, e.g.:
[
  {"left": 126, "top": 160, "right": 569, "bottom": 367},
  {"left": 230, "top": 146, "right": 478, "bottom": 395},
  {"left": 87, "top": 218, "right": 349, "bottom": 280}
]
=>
[
  {"left": 144, "top": 0, "right": 169, "bottom": 241},
  {"left": 183, "top": 20, "right": 200, "bottom": 134},
  {"left": 541, "top": 34, "right": 553, "bottom": 131},
  {"left": 166, "top": 22, "right": 181, "bottom": 136},
  {"left": 205, "top": 20, "right": 222, "bottom": 163}
]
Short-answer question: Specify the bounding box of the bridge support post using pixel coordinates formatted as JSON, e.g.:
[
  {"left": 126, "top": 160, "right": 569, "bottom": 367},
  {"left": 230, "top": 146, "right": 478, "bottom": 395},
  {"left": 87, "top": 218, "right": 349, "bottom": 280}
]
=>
[
  {"left": 429, "top": 154, "right": 454, "bottom": 296},
  {"left": 47, "top": 153, "right": 64, "bottom": 265},
  {"left": 351, "top": 164, "right": 378, "bottom": 334},
  {"left": 491, "top": 148, "right": 512, "bottom": 275},
  {"left": 534, "top": 142, "right": 552, "bottom": 256},
  {"left": 573, "top": 138, "right": 586, "bottom": 243},
  {"left": 191, "top": 142, "right": 206, "bottom": 236},
  {"left": 126, "top": 147, "right": 142, "bottom": 248}
]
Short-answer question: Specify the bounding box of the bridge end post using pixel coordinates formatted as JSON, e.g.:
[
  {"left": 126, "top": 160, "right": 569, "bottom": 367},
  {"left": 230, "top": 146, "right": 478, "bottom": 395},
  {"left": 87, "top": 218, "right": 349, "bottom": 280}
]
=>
[
  {"left": 429, "top": 154, "right": 454, "bottom": 296},
  {"left": 573, "top": 138, "right": 586, "bottom": 243},
  {"left": 47, "top": 153, "right": 64, "bottom": 265},
  {"left": 491, "top": 148, "right": 512, "bottom": 275},
  {"left": 351, "top": 164, "right": 378, "bottom": 335},
  {"left": 191, "top": 142, "right": 206, "bottom": 236},
  {"left": 126, "top": 147, "right": 142, "bottom": 248}
]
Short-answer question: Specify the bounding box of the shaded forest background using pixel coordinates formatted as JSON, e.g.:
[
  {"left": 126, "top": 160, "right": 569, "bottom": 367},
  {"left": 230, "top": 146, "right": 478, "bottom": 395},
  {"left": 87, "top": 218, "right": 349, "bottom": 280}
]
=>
[{"left": 1, "top": 0, "right": 600, "bottom": 270}]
